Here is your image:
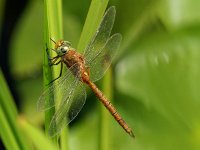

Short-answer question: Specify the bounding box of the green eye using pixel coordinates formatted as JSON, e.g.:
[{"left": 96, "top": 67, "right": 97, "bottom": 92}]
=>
[{"left": 61, "top": 46, "right": 68, "bottom": 53}]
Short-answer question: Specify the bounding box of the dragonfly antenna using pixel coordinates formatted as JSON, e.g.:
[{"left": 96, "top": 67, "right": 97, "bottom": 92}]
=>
[{"left": 50, "top": 38, "right": 56, "bottom": 44}]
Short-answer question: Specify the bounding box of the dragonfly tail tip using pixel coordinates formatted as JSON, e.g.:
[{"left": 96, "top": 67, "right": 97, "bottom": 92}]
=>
[{"left": 129, "top": 131, "right": 135, "bottom": 139}]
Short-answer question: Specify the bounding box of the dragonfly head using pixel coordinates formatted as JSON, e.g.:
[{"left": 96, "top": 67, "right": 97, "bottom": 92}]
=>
[{"left": 56, "top": 40, "right": 71, "bottom": 56}]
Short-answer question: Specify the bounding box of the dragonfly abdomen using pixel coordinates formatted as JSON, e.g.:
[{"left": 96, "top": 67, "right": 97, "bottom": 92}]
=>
[{"left": 87, "top": 80, "right": 134, "bottom": 138}]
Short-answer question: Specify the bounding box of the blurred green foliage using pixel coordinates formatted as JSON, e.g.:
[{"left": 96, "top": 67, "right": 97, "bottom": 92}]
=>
[{"left": 1, "top": 0, "right": 200, "bottom": 149}]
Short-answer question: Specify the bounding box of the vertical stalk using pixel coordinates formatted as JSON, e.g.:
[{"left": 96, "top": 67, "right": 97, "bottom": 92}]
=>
[
  {"left": 43, "top": 0, "right": 67, "bottom": 146},
  {"left": 98, "top": 68, "right": 113, "bottom": 150}
]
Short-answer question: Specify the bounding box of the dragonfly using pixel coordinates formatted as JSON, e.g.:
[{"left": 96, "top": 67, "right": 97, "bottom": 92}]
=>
[{"left": 38, "top": 6, "right": 134, "bottom": 138}]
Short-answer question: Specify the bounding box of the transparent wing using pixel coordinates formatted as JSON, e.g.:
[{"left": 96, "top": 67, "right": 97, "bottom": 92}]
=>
[
  {"left": 84, "top": 6, "right": 116, "bottom": 62},
  {"left": 37, "top": 64, "right": 80, "bottom": 111},
  {"left": 87, "top": 33, "right": 122, "bottom": 82},
  {"left": 48, "top": 81, "right": 86, "bottom": 136},
  {"left": 37, "top": 71, "right": 74, "bottom": 111}
]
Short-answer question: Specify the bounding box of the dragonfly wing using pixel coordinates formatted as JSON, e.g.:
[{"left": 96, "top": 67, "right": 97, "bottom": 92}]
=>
[
  {"left": 37, "top": 67, "right": 77, "bottom": 111},
  {"left": 88, "top": 33, "right": 122, "bottom": 82},
  {"left": 48, "top": 81, "right": 86, "bottom": 136},
  {"left": 84, "top": 6, "right": 116, "bottom": 62}
]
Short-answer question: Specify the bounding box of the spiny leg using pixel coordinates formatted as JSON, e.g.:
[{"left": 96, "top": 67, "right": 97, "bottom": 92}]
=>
[
  {"left": 45, "top": 43, "right": 59, "bottom": 65},
  {"left": 49, "top": 57, "right": 59, "bottom": 66},
  {"left": 46, "top": 43, "right": 51, "bottom": 59},
  {"left": 50, "top": 60, "right": 61, "bottom": 66},
  {"left": 47, "top": 62, "right": 63, "bottom": 85},
  {"left": 45, "top": 41, "right": 63, "bottom": 85}
]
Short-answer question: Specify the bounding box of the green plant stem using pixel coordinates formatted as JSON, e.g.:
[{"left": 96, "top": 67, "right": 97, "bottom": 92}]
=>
[
  {"left": 43, "top": 0, "right": 56, "bottom": 143},
  {"left": 60, "top": 127, "right": 69, "bottom": 150},
  {"left": 98, "top": 68, "right": 113, "bottom": 150},
  {"left": 44, "top": 0, "right": 67, "bottom": 145}
]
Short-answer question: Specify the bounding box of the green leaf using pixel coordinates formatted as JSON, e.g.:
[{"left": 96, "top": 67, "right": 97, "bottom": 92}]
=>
[
  {"left": 43, "top": 0, "right": 65, "bottom": 144},
  {"left": 0, "top": 106, "right": 20, "bottom": 150},
  {"left": 0, "top": 70, "right": 30, "bottom": 150}
]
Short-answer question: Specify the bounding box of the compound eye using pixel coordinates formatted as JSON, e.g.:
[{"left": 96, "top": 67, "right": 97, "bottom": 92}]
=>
[{"left": 61, "top": 46, "right": 68, "bottom": 53}]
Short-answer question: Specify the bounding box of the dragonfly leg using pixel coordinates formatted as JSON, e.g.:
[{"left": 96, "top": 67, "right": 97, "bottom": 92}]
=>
[
  {"left": 50, "top": 60, "right": 61, "bottom": 66},
  {"left": 47, "top": 62, "right": 63, "bottom": 85},
  {"left": 49, "top": 57, "right": 59, "bottom": 66},
  {"left": 45, "top": 43, "right": 52, "bottom": 58},
  {"left": 45, "top": 44, "right": 60, "bottom": 66}
]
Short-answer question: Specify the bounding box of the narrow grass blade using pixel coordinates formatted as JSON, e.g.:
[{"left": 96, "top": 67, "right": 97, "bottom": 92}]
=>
[
  {"left": 43, "top": 0, "right": 66, "bottom": 144},
  {"left": 0, "top": 70, "right": 30, "bottom": 150},
  {"left": 0, "top": 106, "right": 20, "bottom": 150},
  {"left": 77, "top": 0, "right": 109, "bottom": 53}
]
